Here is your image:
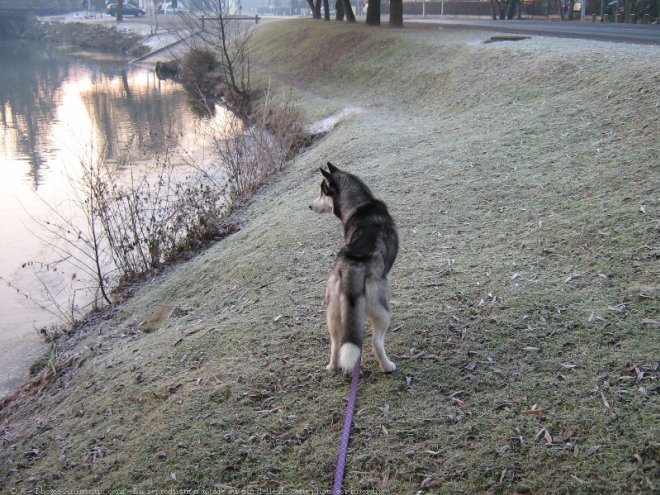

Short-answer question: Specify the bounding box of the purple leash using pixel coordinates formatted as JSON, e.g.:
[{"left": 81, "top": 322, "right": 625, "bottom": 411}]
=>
[{"left": 332, "top": 354, "right": 361, "bottom": 495}]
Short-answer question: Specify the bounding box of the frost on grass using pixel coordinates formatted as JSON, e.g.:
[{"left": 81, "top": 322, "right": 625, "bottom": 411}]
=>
[{"left": 1, "top": 21, "right": 659, "bottom": 494}]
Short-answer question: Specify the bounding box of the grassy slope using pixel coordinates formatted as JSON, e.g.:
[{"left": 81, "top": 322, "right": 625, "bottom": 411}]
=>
[{"left": 2, "top": 19, "right": 659, "bottom": 494}]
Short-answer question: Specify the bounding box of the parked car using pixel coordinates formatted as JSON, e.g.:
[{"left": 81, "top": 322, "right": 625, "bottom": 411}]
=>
[{"left": 106, "top": 3, "right": 146, "bottom": 16}]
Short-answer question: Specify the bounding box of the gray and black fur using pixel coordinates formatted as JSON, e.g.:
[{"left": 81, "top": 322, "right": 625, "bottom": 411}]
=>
[{"left": 309, "top": 163, "right": 398, "bottom": 373}]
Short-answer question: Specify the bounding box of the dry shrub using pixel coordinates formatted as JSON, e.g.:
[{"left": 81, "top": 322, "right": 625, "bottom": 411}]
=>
[
  {"left": 214, "top": 98, "right": 307, "bottom": 200},
  {"left": 24, "top": 95, "right": 308, "bottom": 324}
]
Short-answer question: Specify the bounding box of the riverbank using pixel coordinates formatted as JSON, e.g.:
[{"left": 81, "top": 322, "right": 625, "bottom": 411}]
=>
[
  {"left": 26, "top": 17, "right": 149, "bottom": 56},
  {"left": 0, "top": 14, "right": 275, "bottom": 401},
  {"left": 0, "top": 34, "right": 231, "bottom": 400},
  {"left": 2, "top": 19, "right": 658, "bottom": 493}
]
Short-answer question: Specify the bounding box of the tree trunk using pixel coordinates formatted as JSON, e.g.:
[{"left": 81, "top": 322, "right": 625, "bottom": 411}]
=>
[
  {"left": 313, "top": 0, "right": 322, "bottom": 18},
  {"left": 389, "top": 0, "right": 403, "bottom": 26},
  {"left": 306, "top": 0, "right": 315, "bottom": 12},
  {"left": 323, "top": 0, "right": 331, "bottom": 19},
  {"left": 342, "top": 0, "right": 356, "bottom": 21},
  {"left": 490, "top": 0, "right": 500, "bottom": 18},
  {"left": 507, "top": 0, "right": 518, "bottom": 18},
  {"left": 336, "top": 0, "right": 345, "bottom": 20},
  {"left": 117, "top": 0, "right": 124, "bottom": 22},
  {"left": 558, "top": 0, "right": 566, "bottom": 19},
  {"left": 366, "top": 0, "right": 381, "bottom": 25}
]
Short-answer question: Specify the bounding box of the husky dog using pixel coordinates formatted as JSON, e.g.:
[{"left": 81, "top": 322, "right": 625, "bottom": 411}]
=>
[{"left": 309, "top": 163, "right": 398, "bottom": 373}]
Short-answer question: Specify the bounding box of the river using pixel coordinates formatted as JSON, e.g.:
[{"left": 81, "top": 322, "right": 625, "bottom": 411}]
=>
[{"left": 0, "top": 40, "right": 221, "bottom": 398}]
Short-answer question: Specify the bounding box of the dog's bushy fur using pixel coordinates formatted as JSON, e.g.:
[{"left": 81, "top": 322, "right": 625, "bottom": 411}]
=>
[{"left": 310, "top": 163, "right": 398, "bottom": 373}]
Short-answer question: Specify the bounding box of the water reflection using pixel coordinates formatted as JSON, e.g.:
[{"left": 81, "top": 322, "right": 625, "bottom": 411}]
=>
[
  {"left": 0, "top": 39, "right": 220, "bottom": 398},
  {"left": 0, "top": 42, "right": 67, "bottom": 188},
  {"left": 0, "top": 40, "right": 206, "bottom": 188}
]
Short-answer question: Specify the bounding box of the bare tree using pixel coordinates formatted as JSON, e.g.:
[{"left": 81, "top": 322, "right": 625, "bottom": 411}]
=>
[{"left": 177, "top": 0, "right": 253, "bottom": 112}]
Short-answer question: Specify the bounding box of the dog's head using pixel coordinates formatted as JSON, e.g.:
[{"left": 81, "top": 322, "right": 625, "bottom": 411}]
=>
[{"left": 309, "top": 162, "right": 340, "bottom": 215}]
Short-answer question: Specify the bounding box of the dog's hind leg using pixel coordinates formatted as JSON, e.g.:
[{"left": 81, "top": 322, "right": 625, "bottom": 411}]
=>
[
  {"left": 325, "top": 273, "right": 341, "bottom": 372},
  {"left": 367, "top": 279, "right": 396, "bottom": 373}
]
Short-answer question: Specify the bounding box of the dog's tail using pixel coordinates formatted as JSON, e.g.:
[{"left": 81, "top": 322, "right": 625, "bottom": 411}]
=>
[{"left": 339, "top": 342, "right": 361, "bottom": 374}]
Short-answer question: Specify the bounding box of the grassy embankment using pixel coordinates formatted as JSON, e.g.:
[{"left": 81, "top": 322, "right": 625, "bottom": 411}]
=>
[{"left": 1, "top": 19, "right": 658, "bottom": 493}]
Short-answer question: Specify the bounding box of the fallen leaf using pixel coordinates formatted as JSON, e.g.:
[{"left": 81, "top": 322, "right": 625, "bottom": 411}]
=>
[
  {"left": 141, "top": 305, "right": 176, "bottom": 333},
  {"left": 639, "top": 204, "right": 647, "bottom": 214},
  {"left": 273, "top": 314, "right": 283, "bottom": 322},
  {"left": 524, "top": 408, "right": 545, "bottom": 415},
  {"left": 600, "top": 390, "right": 611, "bottom": 409},
  {"left": 587, "top": 445, "right": 602, "bottom": 456},
  {"left": 497, "top": 445, "right": 511, "bottom": 455},
  {"left": 381, "top": 467, "right": 391, "bottom": 488},
  {"left": 607, "top": 303, "right": 627, "bottom": 312},
  {"left": 544, "top": 429, "right": 553, "bottom": 444},
  {"left": 645, "top": 477, "right": 656, "bottom": 491},
  {"left": 170, "top": 472, "right": 177, "bottom": 482},
  {"left": 420, "top": 477, "right": 441, "bottom": 489}
]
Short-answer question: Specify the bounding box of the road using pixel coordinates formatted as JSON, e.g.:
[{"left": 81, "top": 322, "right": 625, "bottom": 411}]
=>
[
  {"left": 409, "top": 18, "right": 660, "bottom": 45},
  {"left": 38, "top": 11, "right": 660, "bottom": 46}
]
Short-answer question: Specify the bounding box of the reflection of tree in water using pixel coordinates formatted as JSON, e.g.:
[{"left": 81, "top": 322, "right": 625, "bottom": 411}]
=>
[
  {"left": 81, "top": 69, "right": 193, "bottom": 161},
  {"left": 0, "top": 41, "right": 197, "bottom": 188},
  {"left": 0, "top": 41, "right": 68, "bottom": 189}
]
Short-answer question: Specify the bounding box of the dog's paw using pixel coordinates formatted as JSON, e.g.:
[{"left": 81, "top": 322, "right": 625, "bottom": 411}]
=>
[
  {"left": 326, "top": 363, "right": 339, "bottom": 372},
  {"left": 380, "top": 360, "right": 396, "bottom": 373}
]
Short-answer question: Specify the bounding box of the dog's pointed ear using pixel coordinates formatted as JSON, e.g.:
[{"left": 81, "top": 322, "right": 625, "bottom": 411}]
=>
[
  {"left": 327, "top": 162, "right": 340, "bottom": 174},
  {"left": 320, "top": 167, "right": 332, "bottom": 179}
]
